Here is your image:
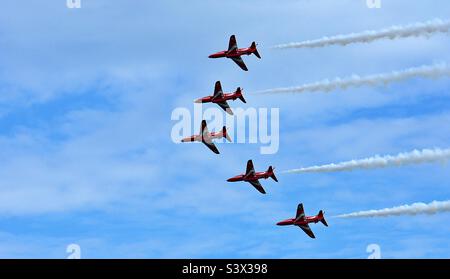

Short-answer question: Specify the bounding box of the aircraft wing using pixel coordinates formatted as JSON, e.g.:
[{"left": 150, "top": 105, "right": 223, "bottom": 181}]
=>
[
  {"left": 217, "top": 101, "right": 233, "bottom": 115},
  {"left": 295, "top": 203, "right": 306, "bottom": 222},
  {"left": 200, "top": 120, "right": 209, "bottom": 136},
  {"left": 245, "top": 160, "right": 255, "bottom": 176},
  {"left": 248, "top": 180, "right": 266, "bottom": 194},
  {"left": 231, "top": 56, "right": 248, "bottom": 71},
  {"left": 228, "top": 35, "right": 238, "bottom": 52},
  {"left": 298, "top": 224, "right": 316, "bottom": 239},
  {"left": 212, "top": 81, "right": 223, "bottom": 100},
  {"left": 200, "top": 120, "right": 219, "bottom": 154},
  {"left": 202, "top": 140, "right": 220, "bottom": 154}
]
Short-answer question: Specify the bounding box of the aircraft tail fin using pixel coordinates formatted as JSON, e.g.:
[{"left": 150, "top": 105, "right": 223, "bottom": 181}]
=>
[
  {"left": 222, "top": 126, "right": 232, "bottom": 142},
  {"left": 267, "top": 166, "right": 278, "bottom": 182},
  {"left": 251, "top": 42, "right": 261, "bottom": 59},
  {"left": 318, "top": 210, "right": 328, "bottom": 227},
  {"left": 236, "top": 87, "right": 247, "bottom": 103}
]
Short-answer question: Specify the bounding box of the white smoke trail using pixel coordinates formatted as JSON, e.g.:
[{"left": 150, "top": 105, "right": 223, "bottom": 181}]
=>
[
  {"left": 273, "top": 19, "right": 450, "bottom": 49},
  {"left": 336, "top": 200, "right": 450, "bottom": 219},
  {"left": 255, "top": 63, "right": 450, "bottom": 95},
  {"left": 284, "top": 148, "right": 450, "bottom": 174}
]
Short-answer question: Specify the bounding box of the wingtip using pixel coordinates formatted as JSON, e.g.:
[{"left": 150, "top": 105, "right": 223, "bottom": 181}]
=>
[{"left": 257, "top": 188, "right": 267, "bottom": 194}]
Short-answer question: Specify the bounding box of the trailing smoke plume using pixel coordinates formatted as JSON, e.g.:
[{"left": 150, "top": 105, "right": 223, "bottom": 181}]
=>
[
  {"left": 336, "top": 200, "right": 450, "bottom": 218},
  {"left": 284, "top": 148, "right": 450, "bottom": 174},
  {"left": 255, "top": 63, "right": 450, "bottom": 95},
  {"left": 273, "top": 19, "right": 450, "bottom": 49}
]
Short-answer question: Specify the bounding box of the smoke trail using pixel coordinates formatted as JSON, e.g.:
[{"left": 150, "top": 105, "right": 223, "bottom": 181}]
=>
[
  {"left": 255, "top": 63, "right": 450, "bottom": 95},
  {"left": 284, "top": 148, "right": 450, "bottom": 174},
  {"left": 335, "top": 200, "right": 450, "bottom": 219},
  {"left": 273, "top": 19, "right": 450, "bottom": 49}
]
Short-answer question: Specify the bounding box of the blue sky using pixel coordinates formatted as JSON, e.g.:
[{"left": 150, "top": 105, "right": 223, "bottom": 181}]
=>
[{"left": 0, "top": 0, "right": 450, "bottom": 258}]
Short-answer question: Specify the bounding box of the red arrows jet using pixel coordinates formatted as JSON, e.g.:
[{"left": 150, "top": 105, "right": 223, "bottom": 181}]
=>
[
  {"left": 277, "top": 203, "right": 328, "bottom": 239},
  {"left": 227, "top": 159, "right": 278, "bottom": 194},
  {"left": 208, "top": 35, "right": 261, "bottom": 71},
  {"left": 181, "top": 120, "right": 231, "bottom": 154},
  {"left": 195, "top": 81, "right": 246, "bottom": 115}
]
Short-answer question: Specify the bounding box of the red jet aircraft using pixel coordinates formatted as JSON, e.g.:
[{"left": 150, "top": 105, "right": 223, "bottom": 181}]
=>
[
  {"left": 181, "top": 120, "right": 231, "bottom": 154},
  {"left": 277, "top": 203, "right": 328, "bottom": 239},
  {"left": 227, "top": 160, "right": 278, "bottom": 194},
  {"left": 208, "top": 35, "right": 261, "bottom": 71},
  {"left": 195, "top": 81, "right": 246, "bottom": 115}
]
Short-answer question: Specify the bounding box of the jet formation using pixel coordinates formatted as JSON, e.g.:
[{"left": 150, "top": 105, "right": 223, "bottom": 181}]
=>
[{"left": 180, "top": 35, "right": 328, "bottom": 238}]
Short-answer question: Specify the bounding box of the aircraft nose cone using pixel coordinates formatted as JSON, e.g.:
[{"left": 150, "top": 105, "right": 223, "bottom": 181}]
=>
[
  {"left": 194, "top": 99, "right": 202, "bottom": 103},
  {"left": 208, "top": 54, "right": 214, "bottom": 58},
  {"left": 226, "top": 178, "right": 233, "bottom": 182}
]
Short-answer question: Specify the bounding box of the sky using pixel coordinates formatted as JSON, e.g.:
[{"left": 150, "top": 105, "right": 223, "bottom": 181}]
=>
[{"left": 0, "top": 0, "right": 450, "bottom": 258}]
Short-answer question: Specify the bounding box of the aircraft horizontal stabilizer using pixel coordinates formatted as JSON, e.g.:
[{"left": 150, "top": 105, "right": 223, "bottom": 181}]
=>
[
  {"left": 268, "top": 166, "right": 278, "bottom": 182},
  {"left": 318, "top": 210, "right": 328, "bottom": 227},
  {"left": 236, "top": 87, "right": 247, "bottom": 103},
  {"left": 251, "top": 42, "right": 261, "bottom": 59},
  {"left": 222, "top": 126, "right": 232, "bottom": 142}
]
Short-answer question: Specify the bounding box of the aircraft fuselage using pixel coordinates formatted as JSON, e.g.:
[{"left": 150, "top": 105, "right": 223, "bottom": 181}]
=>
[
  {"left": 227, "top": 171, "right": 272, "bottom": 182},
  {"left": 208, "top": 47, "right": 254, "bottom": 59},
  {"left": 195, "top": 92, "right": 242, "bottom": 104},
  {"left": 276, "top": 215, "right": 324, "bottom": 226},
  {"left": 181, "top": 132, "right": 223, "bottom": 143}
]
